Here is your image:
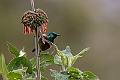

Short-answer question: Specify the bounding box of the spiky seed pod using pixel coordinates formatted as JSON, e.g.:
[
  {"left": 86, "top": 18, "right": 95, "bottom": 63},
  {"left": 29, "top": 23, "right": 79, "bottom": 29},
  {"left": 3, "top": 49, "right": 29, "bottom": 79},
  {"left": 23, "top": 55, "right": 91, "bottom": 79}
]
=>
[{"left": 21, "top": 9, "right": 49, "bottom": 34}]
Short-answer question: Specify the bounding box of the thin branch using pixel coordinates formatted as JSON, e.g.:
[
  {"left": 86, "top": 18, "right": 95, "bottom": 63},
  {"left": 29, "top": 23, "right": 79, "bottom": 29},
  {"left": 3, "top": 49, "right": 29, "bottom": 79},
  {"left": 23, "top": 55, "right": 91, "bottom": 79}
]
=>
[
  {"left": 30, "top": 0, "right": 35, "bottom": 11},
  {"left": 30, "top": 0, "right": 41, "bottom": 80},
  {"left": 30, "top": 0, "right": 42, "bottom": 80},
  {"left": 34, "top": 27, "right": 41, "bottom": 80}
]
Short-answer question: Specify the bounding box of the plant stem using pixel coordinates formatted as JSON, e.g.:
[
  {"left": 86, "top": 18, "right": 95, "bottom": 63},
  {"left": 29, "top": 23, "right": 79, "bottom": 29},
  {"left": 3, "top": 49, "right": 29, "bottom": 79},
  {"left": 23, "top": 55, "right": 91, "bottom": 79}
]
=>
[
  {"left": 62, "top": 65, "right": 65, "bottom": 71},
  {"left": 30, "top": 0, "right": 41, "bottom": 80},
  {"left": 30, "top": 0, "right": 35, "bottom": 11},
  {"left": 34, "top": 27, "right": 41, "bottom": 80},
  {"left": 2, "top": 74, "right": 8, "bottom": 80}
]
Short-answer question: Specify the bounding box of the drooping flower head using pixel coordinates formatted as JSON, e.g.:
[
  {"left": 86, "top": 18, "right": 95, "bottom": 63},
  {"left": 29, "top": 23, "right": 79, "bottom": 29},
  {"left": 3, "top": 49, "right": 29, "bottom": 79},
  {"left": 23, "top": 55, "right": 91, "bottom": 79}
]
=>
[{"left": 21, "top": 8, "right": 49, "bottom": 34}]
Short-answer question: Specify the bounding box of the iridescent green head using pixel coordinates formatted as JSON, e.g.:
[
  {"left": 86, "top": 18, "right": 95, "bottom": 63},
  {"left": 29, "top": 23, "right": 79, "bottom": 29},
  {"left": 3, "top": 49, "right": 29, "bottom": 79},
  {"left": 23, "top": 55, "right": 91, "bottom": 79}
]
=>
[{"left": 46, "top": 32, "right": 60, "bottom": 43}]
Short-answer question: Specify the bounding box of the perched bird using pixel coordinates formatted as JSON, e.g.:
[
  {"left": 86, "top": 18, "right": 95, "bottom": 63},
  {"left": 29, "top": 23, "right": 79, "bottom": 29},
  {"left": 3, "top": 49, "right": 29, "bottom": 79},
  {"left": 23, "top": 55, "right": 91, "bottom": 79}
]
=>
[
  {"left": 32, "top": 32, "right": 60, "bottom": 52},
  {"left": 44, "top": 32, "right": 60, "bottom": 43}
]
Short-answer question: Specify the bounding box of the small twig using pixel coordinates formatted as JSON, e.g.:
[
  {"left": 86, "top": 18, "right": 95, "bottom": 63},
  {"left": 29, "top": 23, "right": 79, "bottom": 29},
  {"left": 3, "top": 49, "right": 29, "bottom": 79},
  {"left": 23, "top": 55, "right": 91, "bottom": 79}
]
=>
[
  {"left": 51, "top": 48, "right": 55, "bottom": 54},
  {"left": 30, "top": 0, "right": 35, "bottom": 11}
]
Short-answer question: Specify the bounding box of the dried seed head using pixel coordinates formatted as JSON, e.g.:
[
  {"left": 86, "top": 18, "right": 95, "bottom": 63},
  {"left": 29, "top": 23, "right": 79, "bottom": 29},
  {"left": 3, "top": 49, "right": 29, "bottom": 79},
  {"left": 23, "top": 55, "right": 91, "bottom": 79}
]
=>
[{"left": 21, "top": 9, "right": 49, "bottom": 34}]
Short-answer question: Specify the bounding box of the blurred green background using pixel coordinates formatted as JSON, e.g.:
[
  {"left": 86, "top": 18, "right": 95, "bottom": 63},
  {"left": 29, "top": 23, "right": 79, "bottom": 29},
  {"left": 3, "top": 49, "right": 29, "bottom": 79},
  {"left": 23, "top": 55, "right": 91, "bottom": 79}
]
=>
[{"left": 0, "top": 0, "right": 120, "bottom": 80}]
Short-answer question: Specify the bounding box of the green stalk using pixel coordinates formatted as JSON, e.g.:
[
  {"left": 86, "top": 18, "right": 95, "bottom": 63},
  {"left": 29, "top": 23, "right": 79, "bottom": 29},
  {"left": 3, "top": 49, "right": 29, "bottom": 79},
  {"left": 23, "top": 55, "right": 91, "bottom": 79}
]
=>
[{"left": 2, "top": 74, "right": 8, "bottom": 80}]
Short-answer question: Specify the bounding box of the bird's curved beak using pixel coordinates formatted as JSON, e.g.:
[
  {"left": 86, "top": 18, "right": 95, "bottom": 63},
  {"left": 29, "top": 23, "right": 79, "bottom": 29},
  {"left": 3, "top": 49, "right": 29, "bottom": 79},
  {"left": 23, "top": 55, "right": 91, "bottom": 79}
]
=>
[{"left": 57, "top": 34, "right": 61, "bottom": 36}]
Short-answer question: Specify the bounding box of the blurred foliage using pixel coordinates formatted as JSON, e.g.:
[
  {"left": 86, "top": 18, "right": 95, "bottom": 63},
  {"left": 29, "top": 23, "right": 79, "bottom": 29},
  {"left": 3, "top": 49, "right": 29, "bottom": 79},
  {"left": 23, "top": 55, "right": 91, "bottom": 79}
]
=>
[
  {"left": 0, "top": 0, "right": 120, "bottom": 80},
  {"left": 0, "top": 42, "right": 99, "bottom": 80}
]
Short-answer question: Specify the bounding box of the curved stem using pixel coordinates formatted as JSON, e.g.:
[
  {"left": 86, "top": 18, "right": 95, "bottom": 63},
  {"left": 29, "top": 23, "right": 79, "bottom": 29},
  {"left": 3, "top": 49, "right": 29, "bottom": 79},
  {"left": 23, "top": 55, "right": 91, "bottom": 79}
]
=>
[{"left": 30, "top": 0, "right": 35, "bottom": 11}]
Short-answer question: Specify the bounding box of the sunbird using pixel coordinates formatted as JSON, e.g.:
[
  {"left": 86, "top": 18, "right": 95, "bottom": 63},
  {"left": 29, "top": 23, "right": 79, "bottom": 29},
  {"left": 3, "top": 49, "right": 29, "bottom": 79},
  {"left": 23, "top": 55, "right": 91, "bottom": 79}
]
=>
[{"left": 32, "top": 32, "right": 60, "bottom": 52}]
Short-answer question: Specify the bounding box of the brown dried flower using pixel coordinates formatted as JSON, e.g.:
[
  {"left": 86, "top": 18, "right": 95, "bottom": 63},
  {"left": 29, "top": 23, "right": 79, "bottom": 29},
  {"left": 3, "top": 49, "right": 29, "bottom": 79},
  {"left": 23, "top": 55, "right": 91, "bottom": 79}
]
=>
[{"left": 21, "top": 8, "right": 49, "bottom": 34}]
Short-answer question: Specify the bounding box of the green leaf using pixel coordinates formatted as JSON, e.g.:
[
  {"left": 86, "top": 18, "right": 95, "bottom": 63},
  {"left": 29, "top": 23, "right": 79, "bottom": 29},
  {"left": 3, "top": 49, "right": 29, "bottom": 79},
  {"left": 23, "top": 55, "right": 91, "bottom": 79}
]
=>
[
  {"left": 71, "top": 47, "right": 90, "bottom": 65},
  {"left": 7, "top": 57, "right": 21, "bottom": 72},
  {"left": 50, "top": 69, "right": 58, "bottom": 77},
  {"left": 40, "top": 53, "right": 54, "bottom": 72},
  {"left": 40, "top": 66, "right": 45, "bottom": 73},
  {"left": 54, "top": 54, "right": 62, "bottom": 66},
  {"left": 12, "top": 67, "right": 27, "bottom": 73},
  {"left": 61, "top": 56, "right": 68, "bottom": 67},
  {"left": 69, "top": 72, "right": 81, "bottom": 79},
  {"left": 50, "top": 69, "right": 69, "bottom": 80},
  {"left": 77, "top": 47, "right": 90, "bottom": 57},
  {"left": 7, "top": 41, "right": 19, "bottom": 57},
  {"left": 0, "top": 53, "right": 8, "bottom": 80},
  {"left": 60, "top": 71, "right": 69, "bottom": 75},
  {"left": 52, "top": 44, "right": 63, "bottom": 56},
  {"left": 7, "top": 56, "right": 32, "bottom": 74},
  {"left": 81, "top": 71, "right": 100, "bottom": 80},
  {"left": 7, "top": 72, "right": 23, "bottom": 80},
  {"left": 21, "top": 56, "right": 33, "bottom": 74},
  {"left": 53, "top": 44, "right": 70, "bottom": 67},
  {"left": 41, "top": 76, "right": 47, "bottom": 80},
  {"left": 30, "top": 53, "right": 54, "bottom": 73},
  {"left": 61, "top": 46, "right": 73, "bottom": 58},
  {"left": 30, "top": 56, "right": 36, "bottom": 68},
  {"left": 41, "top": 78, "right": 47, "bottom": 80},
  {"left": 67, "top": 67, "right": 83, "bottom": 79},
  {"left": 61, "top": 46, "right": 73, "bottom": 67},
  {"left": 26, "top": 76, "right": 35, "bottom": 80},
  {"left": 67, "top": 67, "right": 82, "bottom": 74},
  {"left": 40, "top": 53, "right": 54, "bottom": 65}
]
